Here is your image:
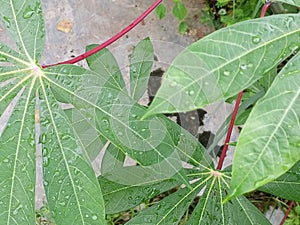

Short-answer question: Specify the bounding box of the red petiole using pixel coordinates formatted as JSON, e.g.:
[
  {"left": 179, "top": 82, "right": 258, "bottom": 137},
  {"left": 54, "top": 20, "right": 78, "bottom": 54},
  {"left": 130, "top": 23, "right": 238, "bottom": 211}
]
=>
[{"left": 42, "top": 0, "right": 162, "bottom": 68}]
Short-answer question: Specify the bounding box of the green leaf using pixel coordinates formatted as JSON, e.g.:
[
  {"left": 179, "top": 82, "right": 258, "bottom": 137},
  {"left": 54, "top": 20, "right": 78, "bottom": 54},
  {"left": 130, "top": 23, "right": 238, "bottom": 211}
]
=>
[
  {"left": 0, "top": 0, "right": 45, "bottom": 61},
  {"left": 39, "top": 76, "right": 106, "bottom": 224},
  {"left": 99, "top": 174, "right": 180, "bottom": 214},
  {"left": 125, "top": 181, "right": 204, "bottom": 225},
  {"left": 155, "top": 3, "right": 167, "bottom": 19},
  {"left": 178, "top": 21, "right": 188, "bottom": 34},
  {"left": 47, "top": 65, "right": 210, "bottom": 186},
  {"left": 259, "top": 160, "right": 300, "bottom": 201},
  {"left": 274, "top": 0, "right": 300, "bottom": 7},
  {"left": 227, "top": 51, "right": 300, "bottom": 200},
  {"left": 172, "top": 1, "right": 187, "bottom": 21},
  {"left": 64, "top": 108, "right": 106, "bottom": 161},
  {"left": 86, "top": 44, "right": 126, "bottom": 91},
  {"left": 144, "top": 14, "right": 300, "bottom": 117},
  {"left": 0, "top": 84, "right": 36, "bottom": 224},
  {"left": 130, "top": 37, "right": 154, "bottom": 101},
  {"left": 188, "top": 173, "right": 271, "bottom": 225}
]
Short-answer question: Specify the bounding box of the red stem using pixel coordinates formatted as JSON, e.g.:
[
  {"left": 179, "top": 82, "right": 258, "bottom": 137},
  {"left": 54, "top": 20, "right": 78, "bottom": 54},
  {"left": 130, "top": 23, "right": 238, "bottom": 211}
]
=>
[
  {"left": 279, "top": 201, "right": 294, "bottom": 225},
  {"left": 260, "top": 2, "right": 272, "bottom": 17},
  {"left": 217, "top": 91, "right": 243, "bottom": 170},
  {"left": 42, "top": 0, "right": 162, "bottom": 68},
  {"left": 217, "top": 2, "right": 271, "bottom": 170}
]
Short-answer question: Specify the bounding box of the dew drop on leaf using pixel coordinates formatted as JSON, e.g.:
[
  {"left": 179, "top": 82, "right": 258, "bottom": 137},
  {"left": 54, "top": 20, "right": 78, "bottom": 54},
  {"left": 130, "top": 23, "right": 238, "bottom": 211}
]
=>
[
  {"left": 170, "top": 81, "right": 177, "bottom": 87},
  {"left": 3, "top": 16, "right": 11, "bottom": 28},
  {"left": 240, "top": 64, "right": 247, "bottom": 70},
  {"left": 223, "top": 70, "right": 230, "bottom": 76},
  {"left": 43, "top": 157, "right": 50, "bottom": 167},
  {"left": 13, "top": 203, "right": 22, "bottom": 215},
  {"left": 0, "top": 55, "right": 8, "bottom": 62},
  {"left": 92, "top": 215, "right": 98, "bottom": 220},
  {"left": 188, "top": 90, "right": 195, "bottom": 95},
  {"left": 252, "top": 35, "right": 261, "bottom": 44},
  {"left": 3, "top": 158, "right": 9, "bottom": 163},
  {"left": 23, "top": 6, "right": 35, "bottom": 19}
]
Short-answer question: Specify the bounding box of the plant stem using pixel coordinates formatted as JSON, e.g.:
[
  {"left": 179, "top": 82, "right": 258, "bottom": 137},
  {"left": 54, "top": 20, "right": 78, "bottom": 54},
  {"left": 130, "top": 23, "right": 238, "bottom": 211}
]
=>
[
  {"left": 216, "top": 91, "right": 243, "bottom": 170},
  {"left": 260, "top": 1, "right": 272, "bottom": 17},
  {"left": 42, "top": 0, "right": 162, "bottom": 68},
  {"left": 279, "top": 201, "right": 294, "bottom": 225},
  {"left": 216, "top": 2, "right": 271, "bottom": 170}
]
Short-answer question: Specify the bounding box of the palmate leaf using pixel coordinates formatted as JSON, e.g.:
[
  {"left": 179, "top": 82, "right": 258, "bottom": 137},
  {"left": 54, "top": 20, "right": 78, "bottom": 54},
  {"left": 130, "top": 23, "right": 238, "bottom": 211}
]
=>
[
  {"left": 120, "top": 170, "right": 271, "bottom": 225},
  {"left": 188, "top": 174, "right": 271, "bottom": 225},
  {"left": 227, "top": 50, "right": 300, "bottom": 199},
  {"left": 0, "top": 0, "right": 106, "bottom": 224},
  {"left": 144, "top": 14, "right": 300, "bottom": 117}
]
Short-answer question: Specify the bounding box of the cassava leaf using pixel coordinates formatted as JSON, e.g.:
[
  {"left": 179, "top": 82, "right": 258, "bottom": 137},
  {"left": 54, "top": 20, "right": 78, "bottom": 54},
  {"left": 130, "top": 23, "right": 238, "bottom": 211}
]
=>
[
  {"left": 227, "top": 50, "right": 300, "bottom": 200},
  {"left": 0, "top": 85, "right": 36, "bottom": 224},
  {"left": 130, "top": 37, "right": 154, "bottom": 101},
  {"left": 64, "top": 107, "right": 107, "bottom": 161},
  {"left": 46, "top": 63, "right": 211, "bottom": 187},
  {"left": 0, "top": 0, "right": 45, "bottom": 61},
  {"left": 125, "top": 181, "right": 205, "bottom": 225},
  {"left": 275, "top": 0, "right": 300, "bottom": 7},
  {"left": 99, "top": 174, "right": 180, "bottom": 214},
  {"left": 259, "top": 160, "right": 300, "bottom": 201},
  {"left": 39, "top": 82, "right": 105, "bottom": 224},
  {"left": 188, "top": 173, "right": 271, "bottom": 225},
  {"left": 144, "top": 14, "right": 300, "bottom": 117},
  {"left": 86, "top": 44, "right": 126, "bottom": 91}
]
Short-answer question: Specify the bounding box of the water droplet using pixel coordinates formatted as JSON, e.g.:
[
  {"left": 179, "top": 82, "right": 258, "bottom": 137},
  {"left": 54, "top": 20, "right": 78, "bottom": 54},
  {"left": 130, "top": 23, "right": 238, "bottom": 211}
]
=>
[
  {"left": 92, "top": 215, "right": 98, "bottom": 220},
  {"left": 188, "top": 90, "right": 194, "bottom": 95},
  {"left": 43, "top": 157, "right": 50, "bottom": 167},
  {"left": 23, "top": 6, "right": 35, "bottom": 19},
  {"left": 44, "top": 181, "right": 49, "bottom": 186},
  {"left": 0, "top": 55, "right": 8, "bottom": 62},
  {"left": 3, "top": 158, "right": 9, "bottom": 163},
  {"left": 3, "top": 16, "right": 11, "bottom": 28},
  {"left": 170, "top": 81, "right": 177, "bottom": 87},
  {"left": 204, "top": 82, "right": 209, "bottom": 85},
  {"left": 74, "top": 168, "right": 80, "bottom": 175},
  {"left": 252, "top": 35, "right": 261, "bottom": 44},
  {"left": 42, "top": 147, "right": 48, "bottom": 157},
  {"left": 39, "top": 133, "right": 47, "bottom": 144},
  {"left": 285, "top": 16, "right": 294, "bottom": 28},
  {"left": 223, "top": 70, "right": 230, "bottom": 76},
  {"left": 13, "top": 203, "right": 22, "bottom": 215},
  {"left": 59, "top": 201, "right": 66, "bottom": 206},
  {"left": 240, "top": 64, "right": 247, "bottom": 70}
]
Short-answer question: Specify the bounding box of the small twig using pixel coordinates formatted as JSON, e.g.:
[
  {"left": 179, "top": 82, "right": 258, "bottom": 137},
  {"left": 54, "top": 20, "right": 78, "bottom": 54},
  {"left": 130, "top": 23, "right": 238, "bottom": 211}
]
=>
[
  {"left": 279, "top": 201, "right": 294, "bottom": 225},
  {"left": 42, "top": 0, "right": 162, "bottom": 68}
]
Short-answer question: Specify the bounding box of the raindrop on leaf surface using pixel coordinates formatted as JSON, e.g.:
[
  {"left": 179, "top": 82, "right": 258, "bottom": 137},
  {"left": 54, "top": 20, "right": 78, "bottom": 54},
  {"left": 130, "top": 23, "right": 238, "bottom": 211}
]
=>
[
  {"left": 23, "top": 6, "right": 35, "bottom": 19},
  {"left": 252, "top": 35, "right": 261, "bottom": 44},
  {"left": 3, "top": 16, "right": 11, "bottom": 28}
]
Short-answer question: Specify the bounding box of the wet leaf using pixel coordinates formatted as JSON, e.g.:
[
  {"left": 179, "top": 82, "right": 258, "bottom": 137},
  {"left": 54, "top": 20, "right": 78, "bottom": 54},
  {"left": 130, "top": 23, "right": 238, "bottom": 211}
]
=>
[
  {"left": 130, "top": 37, "right": 154, "bottom": 101},
  {"left": 227, "top": 51, "right": 300, "bottom": 199},
  {"left": 145, "top": 14, "right": 300, "bottom": 117}
]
